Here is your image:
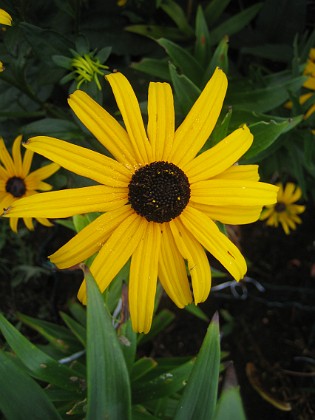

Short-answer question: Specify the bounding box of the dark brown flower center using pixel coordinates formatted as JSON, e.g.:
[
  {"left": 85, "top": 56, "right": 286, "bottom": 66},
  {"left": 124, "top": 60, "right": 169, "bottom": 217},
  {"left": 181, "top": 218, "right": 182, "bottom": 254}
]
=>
[
  {"left": 6, "top": 176, "right": 26, "bottom": 198},
  {"left": 128, "top": 161, "right": 191, "bottom": 223},
  {"left": 275, "top": 202, "right": 286, "bottom": 213}
]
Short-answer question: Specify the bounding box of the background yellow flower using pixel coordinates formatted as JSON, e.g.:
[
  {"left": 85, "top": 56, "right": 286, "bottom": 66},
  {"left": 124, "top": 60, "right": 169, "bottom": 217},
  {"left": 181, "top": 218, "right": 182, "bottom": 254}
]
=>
[{"left": 0, "top": 135, "right": 60, "bottom": 232}]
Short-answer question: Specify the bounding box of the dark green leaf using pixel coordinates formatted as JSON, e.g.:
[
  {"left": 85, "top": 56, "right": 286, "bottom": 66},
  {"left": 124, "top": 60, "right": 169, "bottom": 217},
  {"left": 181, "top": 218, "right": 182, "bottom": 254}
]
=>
[
  {"left": 194, "top": 6, "right": 211, "bottom": 68},
  {"left": 131, "top": 357, "right": 158, "bottom": 382},
  {"left": 59, "top": 312, "right": 86, "bottom": 347},
  {"left": 202, "top": 36, "right": 229, "bottom": 88},
  {"left": 174, "top": 313, "right": 221, "bottom": 420},
  {"left": 214, "top": 387, "right": 246, "bottom": 420},
  {"left": 132, "top": 58, "right": 171, "bottom": 81},
  {"left": 85, "top": 266, "right": 131, "bottom": 420},
  {"left": 160, "top": 0, "right": 194, "bottom": 36},
  {"left": 138, "top": 308, "right": 176, "bottom": 346},
  {"left": 22, "top": 118, "right": 82, "bottom": 140},
  {"left": 0, "top": 350, "right": 62, "bottom": 420},
  {"left": 125, "top": 24, "right": 189, "bottom": 42},
  {"left": 204, "top": 0, "right": 231, "bottom": 26},
  {"left": 185, "top": 304, "right": 210, "bottom": 322}
]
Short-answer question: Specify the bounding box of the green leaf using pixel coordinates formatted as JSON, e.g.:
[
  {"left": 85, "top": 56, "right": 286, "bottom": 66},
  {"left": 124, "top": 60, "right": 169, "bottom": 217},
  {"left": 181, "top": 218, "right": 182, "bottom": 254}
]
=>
[
  {"left": 125, "top": 24, "right": 189, "bottom": 42},
  {"left": 202, "top": 36, "right": 229, "bottom": 87},
  {"left": 0, "top": 350, "right": 62, "bottom": 420},
  {"left": 131, "top": 357, "right": 158, "bottom": 382},
  {"left": 138, "top": 308, "right": 176, "bottom": 346},
  {"left": 209, "top": 3, "right": 263, "bottom": 46},
  {"left": 59, "top": 311, "right": 86, "bottom": 346},
  {"left": 85, "top": 266, "right": 131, "bottom": 420},
  {"left": 22, "top": 118, "right": 82, "bottom": 140},
  {"left": 242, "top": 115, "right": 303, "bottom": 161},
  {"left": 185, "top": 304, "right": 210, "bottom": 322},
  {"left": 160, "top": 0, "right": 194, "bottom": 36},
  {"left": 204, "top": 0, "right": 231, "bottom": 26},
  {"left": 214, "top": 386, "right": 246, "bottom": 420},
  {"left": 194, "top": 6, "right": 211, "bottom": 68},
  {"left": 174, "top": 313, "right": 221, "bottom": 420},
  {"left": 157, "top": 38, "right": 204, "bottom": 86},
  {"left": 169, "top": 62, "right": 201, "bottom": 115},
  {"left": 0, "top": 314, "right": 83, "bottom": 391},
  {"left": 132, "top": 58, "right": 171, "bottom": 81}
]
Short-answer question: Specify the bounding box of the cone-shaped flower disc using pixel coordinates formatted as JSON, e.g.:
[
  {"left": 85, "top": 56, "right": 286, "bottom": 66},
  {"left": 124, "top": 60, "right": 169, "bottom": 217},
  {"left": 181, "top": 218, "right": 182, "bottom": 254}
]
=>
[{"left": 3, "top": 69, "right": 278, "bottom": 332}]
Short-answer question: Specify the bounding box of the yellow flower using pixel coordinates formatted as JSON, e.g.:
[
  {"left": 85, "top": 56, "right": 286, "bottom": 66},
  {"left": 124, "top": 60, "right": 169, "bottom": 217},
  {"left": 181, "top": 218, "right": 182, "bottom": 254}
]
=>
[
  {"left": 260, "top": 183, "right": 305, "bottom": 235},
  {"left": 2, "top": 69, "right": 278, "bottom": 332},
  {"left": 0, "top": 135, "right": 60, "bottom": 232},
  {"left": 285, "top": 48, "right": 315, "bottom": 119},
  {"left": 0, "top": 61, "right": 4, "bottom": 72},
  {"left": 0, "top": 9, "right": 12, "bottom": 26}
]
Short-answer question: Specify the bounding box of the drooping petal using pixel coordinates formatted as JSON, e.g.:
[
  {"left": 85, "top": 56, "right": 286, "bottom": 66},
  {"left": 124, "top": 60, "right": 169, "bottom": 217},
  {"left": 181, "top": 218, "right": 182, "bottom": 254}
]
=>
[
  {"left": 191, "top": 180, "right": 278, "bottom": 207},
  {"left": 129, "top": 222, "right": 161, "bottom": 333},
  {"left": 23, "top": 217, "right": 34, "bottom": 231},
  {"left": 37, "top": 218, "right": 54, "bottom": 227},
  {"left": 190, "top": 202, "right": 263, "bottom": 225},
  {"left": 180, "top": 206, "right": 247, "bottom": 280},
  {"left": 171, "top": 218, "right": 211, "bottom": 304},
  {"left": 9, "top": 217, "right": 18, "bottom": 233},
  {"left": 68, "top": 90, "right": 137, "bottom": 168},
  {"left": 106, "top": 72, "right": 152, "bottom": 164},
  {"left": 11, "top": 136, "right": 23, "bottom": 176},
  {"left": 24, "top": 137, "right": 130, "bottom": 187},
  {"left": 50, "top": 206, "right": 133, "bottom": 269},
  {"left": 77, "top": 212, "right": 147, "bottom": 303},
  {"left": 183, "top": 126, "right": 253, "bottom": 182},
  {"left": 170, "top": 67, "right": 228, "bottom": 166},
  {"left": 147, "top": 81, "right": 175, "bottom": 161},
  {"left": 0, "top": 138, "right": 15, "bottom": 176},
  {"left": 158, "top": 223, "right": 193, "bottom": 307},
  {"left": 3, "top": 186, "right": 128, "bottom": 218}
]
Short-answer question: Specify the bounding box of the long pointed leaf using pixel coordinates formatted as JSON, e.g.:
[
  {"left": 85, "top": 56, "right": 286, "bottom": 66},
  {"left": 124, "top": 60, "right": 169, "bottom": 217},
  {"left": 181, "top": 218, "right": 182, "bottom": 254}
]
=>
[{"left": 85, "top": 266, "right": 131, "bottom": 420}]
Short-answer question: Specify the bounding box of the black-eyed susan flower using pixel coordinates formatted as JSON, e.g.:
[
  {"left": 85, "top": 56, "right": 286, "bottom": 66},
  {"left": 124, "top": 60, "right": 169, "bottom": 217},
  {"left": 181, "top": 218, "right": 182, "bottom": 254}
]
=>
[
  {"left": 0, "top": 9, "right": 12, "bottom": 26},
  {"left": 2, "top": 69, "right": 278, "bottom": 332},
  {"left": 260, "top": 182, "right": 305, "bottom": 235},
  {"left": 0, "top": 135, "right": 60, "bottom": 232}
]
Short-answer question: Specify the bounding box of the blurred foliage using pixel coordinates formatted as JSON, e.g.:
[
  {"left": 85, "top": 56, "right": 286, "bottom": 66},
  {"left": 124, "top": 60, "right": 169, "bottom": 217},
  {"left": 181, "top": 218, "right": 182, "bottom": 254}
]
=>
[{"left": 0, "top": 0, "right": 314, "bottom": 418}]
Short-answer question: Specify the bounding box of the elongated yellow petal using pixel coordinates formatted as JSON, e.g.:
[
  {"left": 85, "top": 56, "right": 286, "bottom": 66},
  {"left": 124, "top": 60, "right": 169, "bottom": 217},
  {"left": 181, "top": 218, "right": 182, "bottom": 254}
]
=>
[
  {"left": 147, "top": 81, "right": 175, "bottom": 161},
  {"left": 24, "top": 137, "right": 130, "bottom": 187},
  {"left": 25, "top": 163, "right": 60, "bottom": 190},
  {"left": 0, "top": 9, "right": 12, "bottom": 26},
  {"left": 0, "top": 193, "right": 15, "bottom": 211},
  {"left": 212, "top": 165, "right": 259, "bottom": 181},
  {"left": 50, "top": 206, "right": 133, "bottom": 269},
  {"left": 37, "top": 218, "right": 53, "bottom": 227},
  {"left": 0, "top": 138, "right": 15, "bottom": 176},
  {"left": 12, "top": 136, "right": 23, "bottom": 176},
  {"left": 170, "top": 67, "right": 228, "bottom": 166},
  {"left": 171, "top": 218, "right": 211, "bottom": 304},
  {"left": 23, "top": 217, "right": 34, "bottom": 230},
  {"left": 77, "top": 213, "right": 147, "bottom": 303},
  {"left": 9, "top": 217, "right": 18, "bottom": 232},
  {"left": 180, "top": 206, "right": 247, "bottom": 280},
  {"left": 184, "top": 126, "right": 253, "bottom": 182},
  {"left": 106, "top": 72, "right": 152, "bottom": 164},
  {"left": 191, "top": 180, "right": 278, "bottom": 206},
  {"left": 0, "top": 165, "right": 9, "bottom": 182},
  {"left": 129, "top": 222, "right": 161, "bottom": 333},
  {"left": 158, "top": 223, "right": 193, "bottom": 307},
  {"left": 190, "top": 202, "right": 263, "bottom": 224},
  {"left": 68, "top": 91, "right": 137, "bottom": 168},
  {"left": 3, "top": 186, "right": 128, "bottom": 218},
  {"left": 22, "top": 149, "right": 34, "bottom": 177},
  {"left": 282, "top": 183, "right": 302, "bottom": 203}
]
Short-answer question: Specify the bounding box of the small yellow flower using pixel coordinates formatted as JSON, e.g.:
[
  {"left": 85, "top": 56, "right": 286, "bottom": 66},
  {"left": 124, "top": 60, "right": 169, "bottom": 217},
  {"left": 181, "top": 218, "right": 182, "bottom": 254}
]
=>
[
  {"left": 260, "top": 183, "right": 305, "bottom": 235},
  {"left": 2, "top": 69, "right": 278, "bottom": 332},
  {"left": 0, "top": 9, "right": 12, "bottom": 26},
  {"left": 0, "top": 61, "right": 4, "bottom": 72},
  {"left": 0, "top": 135, "right": 60, "bottom": 232},
  {"left": 285, "top": 48, "right": 315, "bottom": 119}
]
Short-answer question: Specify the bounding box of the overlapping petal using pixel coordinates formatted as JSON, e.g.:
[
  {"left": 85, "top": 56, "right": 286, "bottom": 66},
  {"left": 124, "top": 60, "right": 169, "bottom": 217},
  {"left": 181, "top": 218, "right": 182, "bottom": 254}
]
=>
[
  {"left": 147, "top": 81, "right": 175, "bottom": 161},
  {"left": 170, "top": 67, "right": 228, "bottom": 166},
  {"left": 3, "top": 186, "right": 128, "bottom": 218},
  {"left": 129, "top": 222, "right": 161, "bottom": 333},
  {"left": 24, "top": 137, "right": 130, "bottom": 187},
  {"left": 0, "top": 9, "right": 12, "bottom": 26}
]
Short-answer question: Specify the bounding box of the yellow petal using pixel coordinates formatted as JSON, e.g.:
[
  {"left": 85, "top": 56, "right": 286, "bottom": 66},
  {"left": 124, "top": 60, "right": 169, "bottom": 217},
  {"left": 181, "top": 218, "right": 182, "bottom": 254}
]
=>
[
  {"left": 68, "top": 90, "right": 137, "bottom": 168},
  {"left": 50, "top": 206, "right": 133, "bottom": 269},
  {"left": 25, "top": 162, "right": 60, "bottom": 190},
  {"left": 170, "top": 218, "right": 211, "bottom": 303},
  {"left": 3, "top": 186, "right": 128, "bottom": 218},
  {"left": 9, "top": 217, "right": 18, "bottom": 232},
  {"left": 158, "top": 223, "right": 193, "bottom": 307},
  {"left": 23, "top": 217, "right": 34, "bottom": 231},
  {"left": 12, "top": 136, "right": 23, "bottom": 176},
  {"left": 37, "top": 217, "right": 53, "bottom": 227},
  {"left": 0, "top": 165, "right": 9, "bottom": 183},
  {"left": 180, "top": 206, "right": 247, "bottom": 280},
  {"left": 22, "top": 149, "right": 34, "bottom": 177},
  {"left": 0, "top": 9, "right": 12, "bottom": 26},
  {"left": 24, "top": 137, "right": 130, "bottom": 187},
  {"left": 190, "top": 202, "right": 263, "bottom": 224},
  {"left": 129, "top": 222, "right": 161, "bottom": 333},
  {"left": 170, "top": 67, "right": 228, "bottom": 166},
  {"left": 183, "top": 126, "right": 253, "bottom": 182},
  {"left": 191, "top": 180, "right": 278, "bottom": 206},
  {"left": 212, "top": 165, "right": 259, "bottom": 181},
  {"left": 147, "top": 81, "right": 175, "bottom": 161},
  {"left": 0, "top": 192, "right": 15, "bottom": 210},
  {"left": 0, "top": 138, "right": 15, "bottom": 176},
  {"left": 283, "top": 183, "right": 302, "bottom": 203},
  {"left": 106, "top": 72, "right": 152, "bottom": 164},
  {"left": 78, "top": 212, "right": 147, "bottom": 303}
]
